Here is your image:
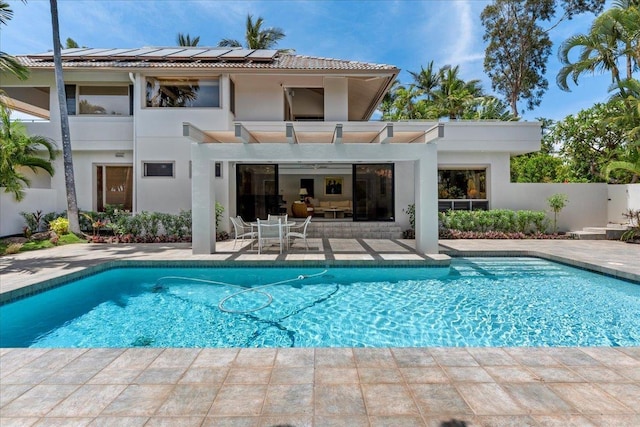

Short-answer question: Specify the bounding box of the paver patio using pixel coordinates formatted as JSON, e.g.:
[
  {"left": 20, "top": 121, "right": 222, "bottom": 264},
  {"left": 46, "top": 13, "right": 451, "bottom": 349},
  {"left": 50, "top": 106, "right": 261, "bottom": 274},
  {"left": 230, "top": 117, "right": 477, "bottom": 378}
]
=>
[{"left": 1, "top": 239, "right": 639, "bottom": 426}]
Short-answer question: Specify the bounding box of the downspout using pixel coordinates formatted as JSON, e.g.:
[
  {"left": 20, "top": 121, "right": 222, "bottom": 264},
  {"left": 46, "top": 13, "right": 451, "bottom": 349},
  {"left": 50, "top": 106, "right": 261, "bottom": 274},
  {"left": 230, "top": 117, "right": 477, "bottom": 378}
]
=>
[{"left": 128, "top": 72, "right": 138, "bottom": 213}]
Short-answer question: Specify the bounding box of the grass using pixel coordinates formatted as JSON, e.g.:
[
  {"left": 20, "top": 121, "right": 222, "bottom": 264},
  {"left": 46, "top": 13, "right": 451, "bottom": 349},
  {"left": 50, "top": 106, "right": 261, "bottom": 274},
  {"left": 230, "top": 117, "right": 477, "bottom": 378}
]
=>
[{"left": 0, "top": 233, "right": 87, "bottom": 255}]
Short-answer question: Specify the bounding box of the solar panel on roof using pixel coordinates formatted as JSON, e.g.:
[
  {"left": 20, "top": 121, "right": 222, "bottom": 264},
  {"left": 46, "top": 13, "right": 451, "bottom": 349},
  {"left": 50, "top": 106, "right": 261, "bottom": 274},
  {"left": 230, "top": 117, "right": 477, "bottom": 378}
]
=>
[
  {"left": 165, "top": 49, "right": 207, "bottom": 58},
  {"left": 83, "top": 48, "right": 129, "bottom": 57},
  {"left": 113, "top": 48, "right": 162, "bottom": 57},
  {"left": 138, "top": 48, "right": 186, "bottom": 57},
  {"left": 247, "top": 50, "right": 278, "bottom": 60},
  {"left": 63, "top": 48, "right": 113, "bottom": 57},
  {"left": 192, "top": 49, "right": 232, "bottom": 58},
  {"left": 220, "top": 49, "right": 254, "bottom": 59}
]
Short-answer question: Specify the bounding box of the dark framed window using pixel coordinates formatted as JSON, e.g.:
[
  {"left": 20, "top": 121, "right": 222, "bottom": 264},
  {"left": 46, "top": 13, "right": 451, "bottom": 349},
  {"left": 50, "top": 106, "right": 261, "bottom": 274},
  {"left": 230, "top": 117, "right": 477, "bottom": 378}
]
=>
[
  {"left": 215, "top": 162, "right": 222, "bottom": 178},
  {"left": 143, "top": 162, "right": 174, "bottom": 177},
  {"left": 65, "top": 84, "right": 76, "bottom": 115},
  {"left": 229, "top": 79, "right": 235, "bottom": 115},
  {"left": 145, "top": 77, "right": 220, "bottom": 108}
]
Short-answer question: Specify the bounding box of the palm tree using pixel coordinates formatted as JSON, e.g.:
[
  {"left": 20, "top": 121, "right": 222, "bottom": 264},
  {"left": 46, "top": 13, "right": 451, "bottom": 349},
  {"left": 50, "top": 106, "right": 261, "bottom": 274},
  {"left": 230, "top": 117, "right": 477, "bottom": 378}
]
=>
[
  {"left": 0, "top": 106, "right": 57, "bottom": 201},
  {"left": 431, "top": 65, "right": 483, "bottom": 120},
  {"left": 604, "top": 145, "right": 640, "bottom": 182},
  {"left": 0, "top": 1, "right": 29, "bottom": 80},
  {"left": 177, "top": 33, "right": 200, "bottom": 47},
  {"left": 409, "top": 61, "right": 442, "bottom": 102},
  {"left": 49, "top": 0, "right": 80, "bottom": 234},
  {"left": 218, "top": 14, "right": 286, "bottom": 50},
  {"left": 557, "top": 3, "right": 639, "bottom": 94}
]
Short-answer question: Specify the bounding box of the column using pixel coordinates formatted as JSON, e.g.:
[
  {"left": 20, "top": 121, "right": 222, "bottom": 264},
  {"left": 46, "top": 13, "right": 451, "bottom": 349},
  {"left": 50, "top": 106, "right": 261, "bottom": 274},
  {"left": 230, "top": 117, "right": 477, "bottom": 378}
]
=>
[
  {"left": 414, "top": 143, "right": 439, "bottom": 254},
  {"left": 191, "top": 144, "right": 216, "bottom": 254}
]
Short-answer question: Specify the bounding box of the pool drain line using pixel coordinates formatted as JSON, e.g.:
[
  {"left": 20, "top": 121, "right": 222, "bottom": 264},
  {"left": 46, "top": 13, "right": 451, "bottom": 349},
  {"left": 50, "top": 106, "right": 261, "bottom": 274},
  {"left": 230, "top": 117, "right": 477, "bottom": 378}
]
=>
[{"left": 155, "top": 270, "right": 328, "bottom": 314}]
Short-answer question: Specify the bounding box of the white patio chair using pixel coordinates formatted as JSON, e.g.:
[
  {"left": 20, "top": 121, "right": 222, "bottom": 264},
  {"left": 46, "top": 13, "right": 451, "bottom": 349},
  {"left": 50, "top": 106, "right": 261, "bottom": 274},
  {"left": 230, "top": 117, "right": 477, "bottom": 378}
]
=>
[
  {"left": 268, "top": 213, "right": 288, "bottom": 223},
  {"left": 257, "top": 218, "right": 283, "bottom": 254},
  {"left": 230, "top": 216, "right": 257, "bottom": 249},
  {"left": 285, "top": 215, "right": 312, "bottom": 251}
]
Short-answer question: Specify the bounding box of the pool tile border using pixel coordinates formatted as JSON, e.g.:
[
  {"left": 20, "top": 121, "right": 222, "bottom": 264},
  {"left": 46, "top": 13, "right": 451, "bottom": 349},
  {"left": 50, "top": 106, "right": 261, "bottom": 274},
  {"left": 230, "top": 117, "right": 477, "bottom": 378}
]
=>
[{"left": 0, "top": 258, "right": 451, "bottom": 305}]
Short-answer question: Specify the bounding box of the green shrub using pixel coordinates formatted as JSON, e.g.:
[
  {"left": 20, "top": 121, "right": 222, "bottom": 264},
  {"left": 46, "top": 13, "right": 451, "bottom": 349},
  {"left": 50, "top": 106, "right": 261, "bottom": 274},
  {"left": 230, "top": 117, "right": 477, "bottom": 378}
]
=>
[
  {"left": 440, "top": 209, "right": 550, "bottom": 234},
  {"left": 20, "top": 210, "right": 44, "bottom": 233},
  {"left": 215, "top": 202, "right": 225, "bottom": 229},
  {"left": 49, "top": 217, "right": 69, "bottom": 235},
  {"left": 403, "top": 204, "right": 415, "bottom": 230}
]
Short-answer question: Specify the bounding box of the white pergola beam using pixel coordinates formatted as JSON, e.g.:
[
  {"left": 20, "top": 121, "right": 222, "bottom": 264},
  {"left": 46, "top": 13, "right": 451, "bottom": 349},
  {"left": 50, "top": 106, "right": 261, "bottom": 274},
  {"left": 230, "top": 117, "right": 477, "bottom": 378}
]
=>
[
  {"left": 286, "top": 123, "right": 298, "bottom": 144},
  {"left": 377, "top": 123, "right": 393, "bottom": 144},
  {"left": 183, "top": 122, "right": 216, "bottom": 143},
  {"left": 332, "top": 124, "right": 343, "bottom": 144},
  {"left": 234, "top": 123, "right": 257, "bottom": 144}
]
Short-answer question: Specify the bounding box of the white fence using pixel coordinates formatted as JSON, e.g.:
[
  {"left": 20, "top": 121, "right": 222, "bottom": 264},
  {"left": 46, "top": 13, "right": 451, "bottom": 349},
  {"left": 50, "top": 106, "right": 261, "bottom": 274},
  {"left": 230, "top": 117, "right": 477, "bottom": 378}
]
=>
[{"left": 1, "top": 189, "right": 58, "bottom": 237}]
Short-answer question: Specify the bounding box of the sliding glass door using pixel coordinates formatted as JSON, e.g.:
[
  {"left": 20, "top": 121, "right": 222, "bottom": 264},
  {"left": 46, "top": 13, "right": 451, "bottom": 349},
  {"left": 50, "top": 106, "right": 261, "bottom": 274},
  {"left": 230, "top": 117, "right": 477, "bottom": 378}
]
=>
[
  {"left": 236, "top": 164, "right": 280, "bottom": 221},
  {"left": 352, "top": 164, "right": 394, "bottom": 221}
]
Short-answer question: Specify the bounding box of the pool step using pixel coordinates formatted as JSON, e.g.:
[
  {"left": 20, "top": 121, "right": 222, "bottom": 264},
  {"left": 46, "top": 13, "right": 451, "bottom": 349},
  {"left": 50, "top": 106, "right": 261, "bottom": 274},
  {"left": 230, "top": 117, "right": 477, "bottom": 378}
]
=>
[
  {"left": 568, "top": 224, "right": 630, "bottom": 240},
  {"left": 307, "top": 221, "right": 403, "bottom": 239}
]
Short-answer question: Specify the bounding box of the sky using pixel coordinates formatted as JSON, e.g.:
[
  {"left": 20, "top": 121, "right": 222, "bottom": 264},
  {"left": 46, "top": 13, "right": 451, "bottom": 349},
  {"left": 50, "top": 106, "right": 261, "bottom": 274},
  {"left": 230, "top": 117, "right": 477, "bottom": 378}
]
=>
[{"left": 1, "top": 0, "right": 615, "bottom": 122}]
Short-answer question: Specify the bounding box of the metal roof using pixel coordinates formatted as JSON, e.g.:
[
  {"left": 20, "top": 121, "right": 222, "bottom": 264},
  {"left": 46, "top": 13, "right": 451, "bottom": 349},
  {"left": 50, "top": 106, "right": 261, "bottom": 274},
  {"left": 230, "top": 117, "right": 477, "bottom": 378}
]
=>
[{"left": 17, "top": 47, "right": 398, "bottom": 72}]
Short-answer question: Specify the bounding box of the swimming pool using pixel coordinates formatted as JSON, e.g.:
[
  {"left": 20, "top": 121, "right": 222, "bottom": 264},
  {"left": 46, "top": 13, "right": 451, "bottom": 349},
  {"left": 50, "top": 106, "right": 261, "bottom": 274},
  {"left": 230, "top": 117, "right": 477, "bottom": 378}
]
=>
[{"left": 1, "top": 257, "right": 639, "bottom": 348}]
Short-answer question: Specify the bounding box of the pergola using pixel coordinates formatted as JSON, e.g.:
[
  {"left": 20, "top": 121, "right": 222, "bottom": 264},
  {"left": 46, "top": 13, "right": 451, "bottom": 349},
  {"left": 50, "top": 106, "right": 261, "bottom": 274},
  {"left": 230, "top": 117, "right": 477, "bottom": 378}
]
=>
[{"left": 185, "top": 121, "right": 445, "bottom": 255}]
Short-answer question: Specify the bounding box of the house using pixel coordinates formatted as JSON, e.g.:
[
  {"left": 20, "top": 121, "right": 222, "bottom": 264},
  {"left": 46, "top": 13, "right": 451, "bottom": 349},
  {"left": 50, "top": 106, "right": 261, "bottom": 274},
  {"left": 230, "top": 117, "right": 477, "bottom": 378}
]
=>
[{"left": 3, "top": 46, "right": 595, "bottom": 253}]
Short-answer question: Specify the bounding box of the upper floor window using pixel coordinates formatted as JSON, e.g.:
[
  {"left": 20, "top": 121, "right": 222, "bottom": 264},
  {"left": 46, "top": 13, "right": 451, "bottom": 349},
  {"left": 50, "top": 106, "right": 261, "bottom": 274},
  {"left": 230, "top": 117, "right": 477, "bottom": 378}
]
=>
[
  {"left": 145, "top": 77, "right": 220, "bottom": 108},
  {"left": 65, "top": 84, "right": 133, "bottom": 116}
]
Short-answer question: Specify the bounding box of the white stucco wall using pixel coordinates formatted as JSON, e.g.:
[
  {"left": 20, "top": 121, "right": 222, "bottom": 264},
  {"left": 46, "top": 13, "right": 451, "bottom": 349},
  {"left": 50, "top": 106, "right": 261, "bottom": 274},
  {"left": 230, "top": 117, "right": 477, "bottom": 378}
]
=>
[
  {"left": 1, "top": 189, "right": 58, "bottom": 236},
  {"left": 494, "top": 183, "right": 608, "bottom": 232},
  {"left": 608, "top": 184, "right": 640, "bottom": 224},
  {"left": 324, "top": 77, "right": 348, "bottom": 121}
]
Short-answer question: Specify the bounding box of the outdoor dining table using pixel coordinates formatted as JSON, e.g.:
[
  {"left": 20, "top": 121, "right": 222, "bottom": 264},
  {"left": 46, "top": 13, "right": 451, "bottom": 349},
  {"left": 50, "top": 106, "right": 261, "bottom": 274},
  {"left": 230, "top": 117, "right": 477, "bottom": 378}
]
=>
[{"left": 249, "top": 220, "right": 296, "bottom": 251}]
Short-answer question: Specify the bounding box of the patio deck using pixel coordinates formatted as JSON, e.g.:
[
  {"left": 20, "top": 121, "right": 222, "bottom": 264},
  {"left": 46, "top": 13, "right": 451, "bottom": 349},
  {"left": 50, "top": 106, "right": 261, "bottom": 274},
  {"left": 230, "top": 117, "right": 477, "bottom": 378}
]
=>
[{"left": 1, "top": 239, "right": 639, "bottom": 426}]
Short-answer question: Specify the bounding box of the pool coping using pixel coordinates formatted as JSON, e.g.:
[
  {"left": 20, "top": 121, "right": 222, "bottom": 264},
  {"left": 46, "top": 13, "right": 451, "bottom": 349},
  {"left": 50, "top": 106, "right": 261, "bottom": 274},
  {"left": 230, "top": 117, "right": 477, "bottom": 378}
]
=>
[{"left": 0, "top": 258, "right": 452, "bottom": 305}]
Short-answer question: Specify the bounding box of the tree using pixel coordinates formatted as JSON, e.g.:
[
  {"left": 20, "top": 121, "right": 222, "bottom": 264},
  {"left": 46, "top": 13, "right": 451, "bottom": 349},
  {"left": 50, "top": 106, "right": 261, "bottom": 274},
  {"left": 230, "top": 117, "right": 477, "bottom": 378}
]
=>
[
  {"left": 0, "top": 1, "right": 29, "bottom": 80},
  {"left": 177, "top": 33, "right": 199, "bottom": 47},
  {"left": 553, "top": 101, "right": 630, "bottom": 182},
  {"left": 482, "top": 0, "right": 604, "bottom": 117},
  {"left": 0, "top": 106, "right": 57, "bottom": 201},
  {"left": 218, "top": 14, "right": 286, "bottom": 50},
  {"left": 547, "top": 193, "right": 569, "bottom": 233},
  {"left": 510, "top": 118, "right": 570, "bottom": 183},
  {"left": 49, "top": 0, "right": 80, "bottom": 234},
  {"left": 65, "top": 37, "right": 78, "bottom": 48},
  {"left": 604, "top": 145, "right": 640, "bottom": 182},
  {"left": 429, "top": 65, "right": 483, "bottom": 120}
]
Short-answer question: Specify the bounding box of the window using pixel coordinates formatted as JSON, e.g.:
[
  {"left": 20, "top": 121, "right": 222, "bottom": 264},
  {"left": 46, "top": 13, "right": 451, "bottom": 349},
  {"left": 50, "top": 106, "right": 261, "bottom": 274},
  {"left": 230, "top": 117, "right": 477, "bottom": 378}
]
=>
[
  {"left": 229, "top": 79, "right": 235, "bottom": 115},
  {"left": 65, "top": 85, "right": 132, "bottom": 116},
  {"left": 438, "top": 169, "right": 487, "bottom": 200},
  {"left": 78, "top": 86, "right": 131, "bottom": 115},
  {"left": 65, "top": 84, "right": 76, "bottom": 115},
  {"left": 143, "top": 162, "right": 174, "bottom": 177},
  {"left": 145, "top": 77, "right": 220, "bottom": 108}
]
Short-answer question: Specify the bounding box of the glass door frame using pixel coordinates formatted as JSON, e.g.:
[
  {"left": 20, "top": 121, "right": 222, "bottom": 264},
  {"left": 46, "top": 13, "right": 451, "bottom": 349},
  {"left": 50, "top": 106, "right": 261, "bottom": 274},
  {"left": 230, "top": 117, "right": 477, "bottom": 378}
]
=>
[
  {"left": 352, "top": 163, "right": 395, "bottom": 222},
  {"left": 235, "top": 163, "right": 280, "bottom": 221}
]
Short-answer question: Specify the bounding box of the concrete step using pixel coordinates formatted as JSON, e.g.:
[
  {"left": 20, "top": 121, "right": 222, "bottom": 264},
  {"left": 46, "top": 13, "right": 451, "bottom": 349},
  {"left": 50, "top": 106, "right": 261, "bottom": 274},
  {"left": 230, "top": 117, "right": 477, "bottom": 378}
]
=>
[
  {"left": 569, "top": 224, "right": 631, "bottom": 240},
  {"left": 568, "top": 230, "right": 606, "bottom": 240},
  {"left": 307, "top": 221, "right": 403, "bottom": 239}
]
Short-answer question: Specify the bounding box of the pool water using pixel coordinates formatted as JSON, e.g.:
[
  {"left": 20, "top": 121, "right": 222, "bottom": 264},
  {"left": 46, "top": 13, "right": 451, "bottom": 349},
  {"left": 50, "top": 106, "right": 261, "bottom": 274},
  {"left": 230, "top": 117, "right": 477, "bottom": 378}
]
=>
[{"left": 1, "top": 258, "right": 639, "bottom": 348}]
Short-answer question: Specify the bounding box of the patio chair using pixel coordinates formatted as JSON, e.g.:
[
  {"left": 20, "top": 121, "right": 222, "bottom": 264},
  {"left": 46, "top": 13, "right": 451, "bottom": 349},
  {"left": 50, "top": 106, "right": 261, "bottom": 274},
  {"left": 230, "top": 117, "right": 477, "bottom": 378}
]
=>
[
  {"left": 230, "top": 216, "right": 257, "bottom": 249},
  {"left": 268, "top": 213, "right": 288, "bottom": 223},
  {"left": 257, "top": 218, "right": 283, "bottom": 254},
  {"left": 285, "top": 215, "right": 312, "bottom": 251}
]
